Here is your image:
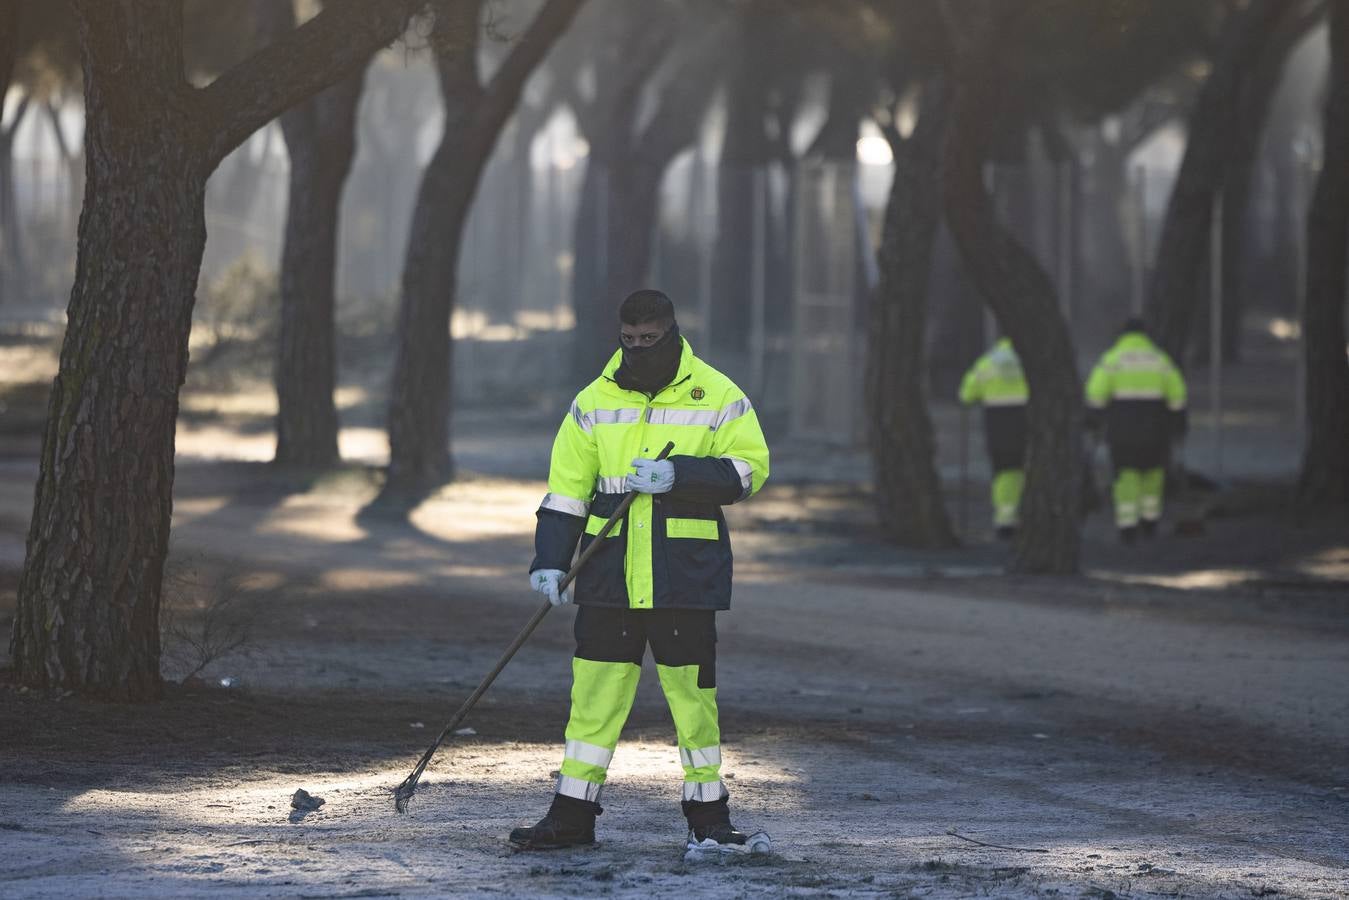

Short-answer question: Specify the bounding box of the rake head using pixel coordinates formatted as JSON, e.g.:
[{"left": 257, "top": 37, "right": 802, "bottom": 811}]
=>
[{"left": 393, "top": 748, "right": 435, "bottom": 814}]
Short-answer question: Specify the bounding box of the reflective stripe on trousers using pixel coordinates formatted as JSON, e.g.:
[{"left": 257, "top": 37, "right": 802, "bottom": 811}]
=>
[
  {"left": 556, "top": 658, "right": 639, "bottom": 801},
  {"left": 1113, "top": 467, "right": 1165, "bottom": 527},
  {"left": 555, "top": 774, "right": 604, "bottom": 803},
  {"left": 991, "top": 469, "right": 1024, "bottom": 528},
  {"left": 682, "top": 780, "right": 730, "bottom": 802}
]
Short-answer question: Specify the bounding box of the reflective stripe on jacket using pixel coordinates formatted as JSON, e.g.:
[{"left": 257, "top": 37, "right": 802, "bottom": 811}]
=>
[
  {"left": 531, "top": 338, "right": 770, "bottom": 611},
  {"left": 959, "top": 339, "right": 1028, "bottom": 408}
]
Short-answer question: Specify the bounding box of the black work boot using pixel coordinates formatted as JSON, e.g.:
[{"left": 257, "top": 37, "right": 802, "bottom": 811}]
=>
[
  {"left": 508, "top": 794, "right": 600, "bottom": 849},
  {"left": 1119, "top": 525, "right": 1138, "bottom": 545},
  {"left": 683, "top": 797, "right": 747, "bottom": 847},
  {"left": 1139, "top": 519, "right": 1158, "bottom": 539}
]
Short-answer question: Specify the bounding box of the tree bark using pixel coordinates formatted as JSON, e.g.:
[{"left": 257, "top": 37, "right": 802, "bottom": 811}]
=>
[
  {"left": 259, "top": 1, "right": 371, "bottom": 469},
  {"left": 941, "top": 2, "right": 1082, "bottom": 574},
  {"left": 1143, "top": 1, "right": 1288, "bottom": 363},
  {"left": 379, "top": 0, "right": 584, "bottom": 506},
  {"left": 865, "top": 82, "right": 957, "bottom": 548},
  {"left": 10, "top": 0, "right": 428, "bottom": 699},
  {"left": 10, "top": 5, "right": 204, "bottom": 699},
  {"left": 1297, "top": 1, "right": 1349, "bottom": 511}
]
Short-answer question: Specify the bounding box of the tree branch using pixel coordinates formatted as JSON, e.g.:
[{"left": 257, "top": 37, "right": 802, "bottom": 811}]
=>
[
  {"left": 634, "top": 25, "right": 730, "bottom": 164},
  {"left": 197, "top": 0, "right": 426, "bottom": 167},
  {"left": 477, "top": 0, "right": 585, "bottom": 140}
]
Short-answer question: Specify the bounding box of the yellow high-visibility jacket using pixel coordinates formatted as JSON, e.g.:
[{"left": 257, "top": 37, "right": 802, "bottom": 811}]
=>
[
  {"left": 958, "top": 338, "right": 1028, "bottom": 409},
  {"left": 1084, "top": 331, "right": 1187, "bottom": 449},
  {"left": 531, "top": 339, "right": 769, "bottom": 610}
]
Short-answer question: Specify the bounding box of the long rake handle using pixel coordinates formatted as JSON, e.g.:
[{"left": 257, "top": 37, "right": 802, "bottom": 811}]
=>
[{"left": 394, "top": 441, "right": 675, "bottom": 811}]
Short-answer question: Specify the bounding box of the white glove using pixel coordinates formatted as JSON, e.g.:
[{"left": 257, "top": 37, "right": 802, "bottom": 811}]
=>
[
  {"left": 627, "top": 458, "right": 675, "bottom": 494},
  {"left": 531, "top": 568, "right": 572, "bottom": 606}
]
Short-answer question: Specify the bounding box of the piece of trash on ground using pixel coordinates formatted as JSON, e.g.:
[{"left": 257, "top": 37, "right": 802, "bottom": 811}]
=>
[{"left": 290, "top": 789, "right": 325, "bottom": 812}]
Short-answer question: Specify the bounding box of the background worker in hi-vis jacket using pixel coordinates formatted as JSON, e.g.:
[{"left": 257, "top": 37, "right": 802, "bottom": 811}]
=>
[
  {"left": 509, "top": 290, "right": 770, "bottom": 851},
  {"left": 1085, "top": 317, "right": 1188, "bottom": 543},
  {"left": 959, "top": 337, "right": 1029, "bottom": 539}
]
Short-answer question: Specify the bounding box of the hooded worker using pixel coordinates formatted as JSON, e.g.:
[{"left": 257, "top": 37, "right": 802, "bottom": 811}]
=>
[
  {"left": 959, "top": 337, "right": 1029, "bottom": 538},
  {"left": 1084, "top": 317, "right": 1188, "bottom": 542},
  {"left": 509, "top": 289, "right": 770, "bottom": 852}
]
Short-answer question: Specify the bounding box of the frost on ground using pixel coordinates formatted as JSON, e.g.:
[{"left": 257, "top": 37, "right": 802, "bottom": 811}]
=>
[
  {"left": 3, "top": 733, "right": 1346, "bottom": 899},
  {"left": 1, "top": 442, "right": 1348, "bottom": 897}
]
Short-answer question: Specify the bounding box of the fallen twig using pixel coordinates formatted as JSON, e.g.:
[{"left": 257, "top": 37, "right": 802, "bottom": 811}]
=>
[
  {"left": 946, "top": 828, "right": 1049, "bottom": 853},
  {"left": 225, "top": 839, "right": 284, "bottom": 847}
]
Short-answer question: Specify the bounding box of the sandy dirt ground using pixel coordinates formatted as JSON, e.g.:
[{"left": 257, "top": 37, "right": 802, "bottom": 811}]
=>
[
  {"left": 1, "top": 326, "right": 1347, "bottom": 899},
  {"left": 1, "top": 443, "right": 1347, "bottom": 899}
]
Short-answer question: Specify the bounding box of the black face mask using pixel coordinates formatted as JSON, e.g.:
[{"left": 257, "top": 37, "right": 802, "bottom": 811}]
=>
[{"left": 615, "top": 322, "right": 682, "bottom": 394}]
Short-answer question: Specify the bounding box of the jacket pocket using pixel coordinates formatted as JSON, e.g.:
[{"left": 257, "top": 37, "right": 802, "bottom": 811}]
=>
[
  {"left": 585, "top": 514, "right": 624, "bottom": 537},
  {"left": 659, "top": 508, "right": 731, "bottom": 607}
]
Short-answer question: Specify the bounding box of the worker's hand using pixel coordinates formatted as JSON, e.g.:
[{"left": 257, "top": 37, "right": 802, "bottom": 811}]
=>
[
  {"left": 627, "top": 458, "right": 675, "bottom": 494},
  {"left": 530, "top": 568, "right": 572, "bottom": 606}
]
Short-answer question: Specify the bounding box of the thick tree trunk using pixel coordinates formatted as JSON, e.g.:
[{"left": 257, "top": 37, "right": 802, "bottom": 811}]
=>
[
  {"left": 1195, "top": 5, "right": 1321, "bottom": 365},
  {"left": 1144, "top": 2, "right": 1287, "bottom": 363},
  {"left": 560, "top": 10, "right": 667, "bottom": 383},
  {"left": 601, "top": 46, "right": 722, "bottom": 356},
  {"left": 942, "top": 5, "right": 1082, "bottom": 574},
  {"left": 10, "top": 0, "right": 428, "bottom": 698},
  {"left": 9, "top": 2, "right": 206, "bottom": 699},
  {"left": 603, "top": 160, "right": 662, "bottom": 315},
  {"left": 569, "top": 152, "right": 619, "bottom": 382},
  {"left": 273, "top": 63, "right": 368, "bottom": 468},
  {"left": 710, "top": 12, "right": 773, "bottom": 358},
  {"left": 382, "top": 3, "right": 481, "bottom": 503},
  {"left": 865, "top": 85, "right": 956, "bottom": 549},
  {"left": 380, "top": 0, "right": 583, "bottom": 506},
  {"left": 383, "top": 135, "right": 472, "bottom": 500},
  {"left": 1297, "top": 1, "right": 1349, "bottom": 510}
]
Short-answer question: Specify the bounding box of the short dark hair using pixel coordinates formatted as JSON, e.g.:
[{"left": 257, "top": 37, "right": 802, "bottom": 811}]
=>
[
  {"left": 619, "top": 289, "right": 675, "bottom": 326},
  {"left": 1121, "top": 316, "right": 1147, "bottom": 335}
]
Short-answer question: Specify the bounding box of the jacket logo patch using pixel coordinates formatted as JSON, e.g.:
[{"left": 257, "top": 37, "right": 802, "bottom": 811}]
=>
[{"left": 690, "top": 387, "right": 705, "bottom": 400}]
